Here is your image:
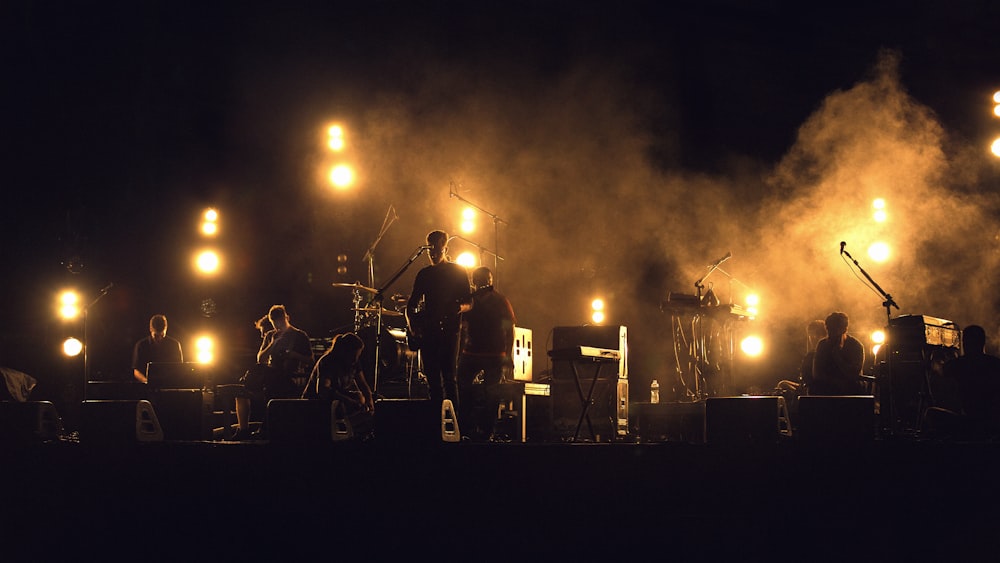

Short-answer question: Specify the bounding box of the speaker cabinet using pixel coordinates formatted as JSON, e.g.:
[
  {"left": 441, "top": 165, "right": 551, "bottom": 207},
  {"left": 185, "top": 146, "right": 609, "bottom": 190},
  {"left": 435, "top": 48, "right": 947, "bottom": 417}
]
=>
[
  {"left": 632, "top": 401, "right": 706, "bottom": 443},
  {"left": 267, "top": 399, "right": 354, "bottom": 443},
  {"left": 705, "top": 396, "right": 790, "bottom": 445},
  {"left": 150, "top": 389, "right": 214, "bottom": 441},
  {"left": 796, "top": 395, "right": 875, "bottom": 444},
  {"left": 0, "top": 401, "right": 63, "bottom": 443},
  {"left": 80, "top": 400, "right": 163, "bottom": 443},
  {"left": 373, "top": 399, "right": 440, "bottom": 444}
]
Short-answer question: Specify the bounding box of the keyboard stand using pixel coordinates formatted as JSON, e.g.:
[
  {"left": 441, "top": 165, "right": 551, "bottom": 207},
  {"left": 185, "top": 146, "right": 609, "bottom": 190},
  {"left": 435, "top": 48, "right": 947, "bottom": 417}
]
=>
[{"left": 569, "top": 357, "right": 615, "bottom": 442}]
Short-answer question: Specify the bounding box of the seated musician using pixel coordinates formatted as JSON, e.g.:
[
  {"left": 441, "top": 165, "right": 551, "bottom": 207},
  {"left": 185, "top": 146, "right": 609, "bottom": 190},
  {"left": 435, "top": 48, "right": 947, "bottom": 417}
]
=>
[
  {"left": 232, "top": 305, "right": 314, "bottom": 440},
  {"left": 810, "top": 312, "right": 865, "bottom": 395},
  {"left": 302, "top": 332, "right": 375, "bottom": 438}
]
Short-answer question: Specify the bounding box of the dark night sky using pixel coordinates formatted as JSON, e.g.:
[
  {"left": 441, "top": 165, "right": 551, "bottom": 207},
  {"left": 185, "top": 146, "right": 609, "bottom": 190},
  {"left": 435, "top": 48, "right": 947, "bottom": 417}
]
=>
[{"left": 5, "top": 1, "right": 1000, "bottom": 396}]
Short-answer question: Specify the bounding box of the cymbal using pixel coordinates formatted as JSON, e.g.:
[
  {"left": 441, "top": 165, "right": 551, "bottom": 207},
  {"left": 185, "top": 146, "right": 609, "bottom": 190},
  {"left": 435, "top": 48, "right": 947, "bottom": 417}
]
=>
[
  {"left": 351, "top": 307, "right": 403, "bottom": 317},
  {"left": 332, "top": 282, "right": 378, "bottom": 293}
]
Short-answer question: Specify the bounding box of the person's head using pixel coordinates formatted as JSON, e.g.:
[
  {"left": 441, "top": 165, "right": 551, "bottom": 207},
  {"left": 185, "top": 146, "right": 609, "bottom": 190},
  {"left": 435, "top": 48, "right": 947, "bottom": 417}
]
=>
[
  {"left": 824, "top": 312, "right": 849, "bottom": 339},
  {"left": 963, "top": 324, "right": 987, "bottom": 355},
  {"left": 426, "top": 230, "right": 449, "bottom": 265},
  {"left": 472, "top": 266, "right": 493, "bottom": 290},
  {"left": 149, "top": 314, "right": 168, "bottom": 342},
  {"left": 268, "top": 305, "right": 289, "bottom": 330},
  {"left": 331, "top": 332, "right": 364, "bottom": 366}
]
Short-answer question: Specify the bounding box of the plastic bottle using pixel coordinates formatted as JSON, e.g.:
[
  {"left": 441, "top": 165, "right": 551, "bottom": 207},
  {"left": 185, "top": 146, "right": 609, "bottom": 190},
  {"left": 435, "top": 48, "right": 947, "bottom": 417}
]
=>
[{"left": 650, "top": 379, "right": 660, "bottom": 404}]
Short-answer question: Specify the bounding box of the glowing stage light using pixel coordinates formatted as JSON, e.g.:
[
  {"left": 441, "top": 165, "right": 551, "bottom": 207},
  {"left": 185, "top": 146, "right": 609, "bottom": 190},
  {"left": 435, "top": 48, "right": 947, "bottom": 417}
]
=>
[
  {"left": 58, "top": 290, "right": 81, "bottom": 320},
  {"left": 62, "top": 337, "right": 83, "bottom": 357},
  {"left": 991, "top": 137, "right": 1000, "bottom": 158},
  {"left": 194, "top": 249, "right": 221, "bottom": 275},
  {"left": 327, "top": 124, "right": 345, "bottom": 151},
  {"left": 460, "top": 208, "right": 476, "bottom": 233},
  {"left": 993, "top": 91, "right": 1000, "bottom": 116},
  {"left": 867, "top": 241, "right": 891, "bottom": 262},
  {"left": 740, "top": 335, "right": 764, "bottom": 357},
  {"left": 871, "top": 329, "right": 886, "bottom": 344},
  {"left": 590, "top": 298, "right": 606, "bottom": 324},
  {"left": 455, "top": 251, "right": 477, "bottom": 268},
  {"left": 200, "top": 208, "right": 220, "bottom": 236},
  {"left": 194, "top": 335, "right": 215, "bottom": 364},
  {"left": 329, "top": 164, "right": 354, "bottom": 188}
]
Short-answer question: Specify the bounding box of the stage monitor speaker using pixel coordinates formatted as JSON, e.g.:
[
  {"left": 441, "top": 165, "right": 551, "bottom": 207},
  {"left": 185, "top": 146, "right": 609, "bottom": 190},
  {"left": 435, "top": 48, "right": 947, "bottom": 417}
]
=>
[
  {"left": 796, "top": 395, "right": 875, "bottom": 444},
  {"left": 551, "top": 325, "right": 627, "bottom": 379},
  {"left": 705, "top": 396, "right": 790, "bottom": 445},
  {"left": 632, "top": 401, "right": 706, "bottom": 444},
  {"left": 85, "top": 381, "right": 149, "bottom": 401},
  {"left": 80, "top": 400, "right": 163, "bottom": 443},
  {"left": 267, "top": 399, "right": 354, "bottom": 443},
  {"left": 373, "top": 399, "right": 440, "bottom": 444},
  {"left": 0, "top": 401, "right": 63, "bottom": 443},
  {"left": 151, "top": 389, "right": 214, "bottom": 441}
]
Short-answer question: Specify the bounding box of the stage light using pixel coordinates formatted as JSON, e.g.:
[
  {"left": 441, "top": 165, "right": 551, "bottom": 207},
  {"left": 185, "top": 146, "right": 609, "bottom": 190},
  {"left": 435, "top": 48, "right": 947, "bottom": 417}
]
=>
[
  {"left": 58, "top": 290, "right": 81, "bottom": 320},
  {"left": 461, "top": 207, "right": 476, "bottom": 233},
  {"left": 867, "top": 241, "right": 890, "bottom": 262},
  {"left": 327, "top": 124, "right": 345, "bottom": 151},
  {"left": 329, "top": 164, "right": 354, "bottom": 188},
  {"left": 740, "top": 335, "right": 764, "bottom": 357},
  {"left": 991, "top": 137, "right": 1000, "bottom": 158},
  {"left": 62, "top": 337, "right": 83, "bottom": 357},
  {"left": 200, "top": 208, "right": 219, "bottom": 236},
  {"left": 873, "top": 198, "right": 887, "bottom": 222},
  {"left": 870, "top": 329, "right": 885, "bottom": 359},
  {"left": 455, "top": 251, "right": 477, "bottom": 268},
  {"left": 194, "top": 249, "right": 221, "bottom": 275},
  {"left": 590, "top": 298, "right": 606, "bottom": 324},
  {"left": 993, "top": 91, "right": 1000, "bottom": 117},
  {"left": 194, "top": 335, "right": 214, "bottom": 364}
]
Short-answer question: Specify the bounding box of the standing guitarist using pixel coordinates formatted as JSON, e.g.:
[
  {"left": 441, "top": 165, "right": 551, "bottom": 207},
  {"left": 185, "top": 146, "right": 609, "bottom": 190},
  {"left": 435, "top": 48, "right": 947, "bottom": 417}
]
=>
[{"left": 406, "top": 230, "right": 472, "bottom": 408}]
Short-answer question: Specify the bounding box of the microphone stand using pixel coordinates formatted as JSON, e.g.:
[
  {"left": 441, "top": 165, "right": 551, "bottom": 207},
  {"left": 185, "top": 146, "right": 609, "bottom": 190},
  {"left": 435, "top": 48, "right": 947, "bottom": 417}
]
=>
[
  {"left": 367, "top": 246, "right": 428, "bottom": 397},
  {"left": 362, "top": 205, "right": 398, "bottom": 289},
  {"left": 449, "top": 234, "right": 506, "bottom": 267},
  {"left": 449, "top": 183, "right": 506, "bottom": 289},
  {"left": 83, "top": 283, "right": 114, "bottom": 401},
  {"left": 842, "top": 249, "right": 899, "bottom": 323},
  {"left": 842, "top": 246, "right": 899, "bottom": 435}
]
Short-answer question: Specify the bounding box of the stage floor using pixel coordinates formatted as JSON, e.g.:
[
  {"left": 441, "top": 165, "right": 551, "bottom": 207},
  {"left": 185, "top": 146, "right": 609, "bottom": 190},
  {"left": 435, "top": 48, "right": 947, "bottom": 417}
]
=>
[{"left": 2, "top": 435, "right": 1000, "bottom": 560}]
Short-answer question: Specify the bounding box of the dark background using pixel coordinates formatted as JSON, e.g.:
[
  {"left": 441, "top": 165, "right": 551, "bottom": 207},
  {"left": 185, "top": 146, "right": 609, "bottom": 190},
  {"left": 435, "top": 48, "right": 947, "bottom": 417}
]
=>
[{"left": 4, "top": 1, "right": 1000, "bottom": 417}]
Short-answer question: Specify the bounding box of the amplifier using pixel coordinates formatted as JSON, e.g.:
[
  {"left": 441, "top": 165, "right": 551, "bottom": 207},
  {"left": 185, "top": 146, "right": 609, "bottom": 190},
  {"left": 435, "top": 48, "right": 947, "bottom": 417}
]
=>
[{"left": 889, "top": 315, "right": 960, "bottom": 349}]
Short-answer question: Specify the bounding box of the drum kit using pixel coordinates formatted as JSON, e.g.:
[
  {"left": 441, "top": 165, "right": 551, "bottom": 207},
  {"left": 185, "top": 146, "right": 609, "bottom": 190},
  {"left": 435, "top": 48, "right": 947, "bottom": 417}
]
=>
[{"left": 331, "top": 282, "right": 419, "bottom": 395}]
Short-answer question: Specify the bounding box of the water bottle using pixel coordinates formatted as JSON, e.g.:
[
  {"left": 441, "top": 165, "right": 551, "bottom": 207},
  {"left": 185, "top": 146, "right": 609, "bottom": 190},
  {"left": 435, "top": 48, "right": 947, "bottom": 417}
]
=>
[{"left": 650, "top": 379, "right": 660, "bottom": 404}]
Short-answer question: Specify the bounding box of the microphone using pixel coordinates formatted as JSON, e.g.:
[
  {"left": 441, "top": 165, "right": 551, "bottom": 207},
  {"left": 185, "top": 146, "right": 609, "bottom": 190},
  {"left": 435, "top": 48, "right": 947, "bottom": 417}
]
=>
[
  {"left": 708, "top": 251, "right": 732, "bottom": 268},
  {"left": 99, "top": 282, "right": 114, "bottom": 294},
  {"left": 840, "top": 241, "right": 846, "bottom": 255}
]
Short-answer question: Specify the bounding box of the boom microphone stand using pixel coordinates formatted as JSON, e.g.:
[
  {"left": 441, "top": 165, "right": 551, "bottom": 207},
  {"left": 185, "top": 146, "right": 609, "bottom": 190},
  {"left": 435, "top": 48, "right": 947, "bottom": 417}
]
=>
[
  {"left": 448, "top": 183, "right": 506, "bottom": 288},
  {"left": 83, "top": 282, "right": 114, "bottom": 401},
  {"left": 369, "top": 246, "right": 430, "bottom": 396},
  {"left": 840, "top": 241, "right": 900, "bottom": 435}
]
